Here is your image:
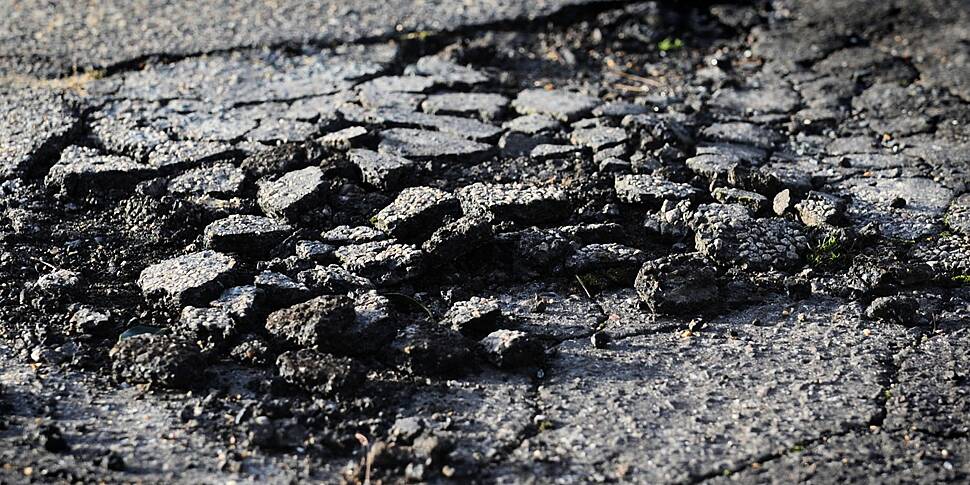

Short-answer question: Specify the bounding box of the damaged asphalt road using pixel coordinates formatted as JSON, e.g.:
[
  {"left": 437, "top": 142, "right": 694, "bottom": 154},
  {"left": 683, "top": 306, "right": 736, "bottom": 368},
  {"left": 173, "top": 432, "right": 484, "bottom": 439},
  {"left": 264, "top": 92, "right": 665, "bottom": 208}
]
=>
[{"left": 1, "top": 0, "right": 969, "bottom": 483}]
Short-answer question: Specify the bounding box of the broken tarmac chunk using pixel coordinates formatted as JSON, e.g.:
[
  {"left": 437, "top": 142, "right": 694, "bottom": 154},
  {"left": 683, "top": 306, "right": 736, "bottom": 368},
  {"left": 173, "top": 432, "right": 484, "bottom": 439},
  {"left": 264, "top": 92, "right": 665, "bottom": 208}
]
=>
[
  {"left": 531, "top": 144, "right": 584, "bottom": 160},
  {"left": 686, "top": 153, "right": 741, "bottom": 184},
  {"left": 478, "top": 330, "right": 544, "bottom": 369},
  {"left": 378, "top": 128, "right": 494, "bottom": 163},
  {"left": 405, "top": 56, "right": 489, "bottom": 87},
  {"left": 265, "top": 295, "right": 356, "bottom": 348},
  {"left": 946, "top": 193, "right": 970, "bottom": 236},
  {"left": 371, "top": 186, "right": 461, "bottom": 241},
  {"left": 276, "top": 349, "right": 364, "bottom": 396},
  {"left": 321, "top": 225, "right": 388, "bottom": 246},
  {"left": 442, "top": 297, "right": 503, "bottom": 339},
  {"left": 177, "top": 306, "right": 236, "bottom": 346},
  {"left": 347, "top": 149, "right": 415, "bottom": 191},
  {"left": 512, "top": 89, "right": 601, "bottom": 122},
  {"left": 46, "top": 146, "right": 157, "bottom": 198},
  {"left": 168, "top": 163, "right": 246, "bottom": 197},
  {"left": 320, "top": 126, "right": 368, "bottom": 151},
  {"left": 635, "top": 253, "right": 720, "bottom": 315},
  {"left": 138, "top": 250, "right": 238, "bottom": 309},
  {"left": 0, "top": 90, "right": 80, "bottom": 178},
  {"left": 390, "top": 324, "right": 471, "bottom": 376},
  {"left": 254, "top": 271, "right": 311, "bottom": 306},
  {"left": 421, "top": 92, "right": 508, "bottom": 120},
  {"left": 335, "top": 240, "right": 425, "bottom": 286},
  {"left": 239, "top": 143, "right": 309, "bottom": 178},
  {"left": 795, "top": 191, "right": 847, "bottom": 227},
  {"left": 294, "top": 240, "right": 336, "bottom": 263},
  {"left": 210, "top": 285, "right": 264, "bottom": 325},
  {"left": 495, "top": 227, "right": 573, "bottom": 273},
  {"left": 457, "top": 182, "right": 570, "bottom": 226},
  {"left": 110, "top": 335, "right": 205, "bottom": 389},
  {"left": 865, "top": 295, "right": 919, "bottom": 325},
  {"left": 203, "top": 215, "right": 292, "bottom": 255},
  {"left": 700, "top": 122, "right": 782, "bottom": 149},
  {"left": 422, "top": 214, "right": 494, "bottom": 262},
  {"left": 569, "top": 126, "right": 629, "bottom": 151},
  {"left": 565, "top": 243, "right": 645, "bottom": 278},
  {"left": 91, "top": 117, "right": 169, "bottom": 161},
  {"left": 373, "top": 108, "right": 503, "bottom": 142},
  {"left": 147, "top": 140, "right": 236, "bottom": 172},
  {"left": 691, "top": 203, "right": 809, "bottom": 270},
  {"left": 712, "top": 187, "right": 768, "bottom": 214},
  {"left": 614, "top": 174, "right": 701, "bottom": 206},
  {"left": 357, "top": 75, "right": 436, "bottom": 94},
  {"left": 256, "top": 166, "right": 326, "bottom": 220},
  {"left": 342, "top": 291, "right": 399, "bottom": 356},
  {"left": 503, "top": 114, "right": 562, "bottom": 135},
  {"left": 297, "top": 264, "right": 374, "bottom": 295}
]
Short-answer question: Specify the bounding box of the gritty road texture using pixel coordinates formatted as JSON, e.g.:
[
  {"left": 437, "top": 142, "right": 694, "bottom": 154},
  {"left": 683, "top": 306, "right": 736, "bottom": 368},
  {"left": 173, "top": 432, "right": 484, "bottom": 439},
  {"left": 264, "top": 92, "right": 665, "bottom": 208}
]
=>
[{"left": 1, "top": 0, "right": 969, "bottom": 483}]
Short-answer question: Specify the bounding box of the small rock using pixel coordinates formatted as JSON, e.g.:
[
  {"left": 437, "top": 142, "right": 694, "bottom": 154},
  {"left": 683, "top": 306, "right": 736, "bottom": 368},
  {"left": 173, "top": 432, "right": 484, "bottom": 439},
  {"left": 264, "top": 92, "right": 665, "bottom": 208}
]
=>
[
  {"left": 442, "top": 297, "right": 503, "bottom": 339},
  {"left": 138, "top": 250, "right": 238, "bottom": 309},
  {"left": 422, "top": 92, "right": 508, "bottom": 120},
  {"left": 590, "top": 332, "right": 610, "bottom": 349},
  {"left": 294, "top": 240, "right": 336, "bottom": 263},
  {"left": 254, "top": 271, "right": 312, "bottom": 306},
  {"left": 203, "top": 215, "right": 292, "bottom": 255},
  {"left": 478, "top": 330, "right": 544, "bottom": 368},
  {"left": 167, "top": 163, "right": 246, "bottom": 197},
  {"left": 148, "top": 140, "right": 236, "bottom": 171},
  {"left": 35, "top": 269, "right": 81, "bottom": 292},
  {"left": 99, "top": 451, "right": 126, "bottom": 471},
  {"left": 276, "top": 349, "right": 364, "bottom": 395},
  {"left": 795, "top": 191, "right": 847, "bottom": 227},
  {"left": 712, "top": 187, "right": 768, "bottom": 214},
  {"left": 335, "top": 240, "right": 425, "bottom": 286},
  {"left": 229, "top": 335, "right": 271, "bottom": 366},
  {"left": 421, "top": 214, "right": 494, "bottom": 262},
  {"left": 347, "top": 149, "right": 415, "bottom": 191},
  {"left": 614, "top": 174, "right": 701, "bottom": 206},
  {"left": 110, "top": 334, "right": 205, "bottom": 389},
  {"left": 210, "top": 286, "right": 264, "bottom": 325},
  {"left": 378, "top": 128, "right": 494, "bottom": 163},
  {"left": 265, "top": 295, "right": 356, "bottom": 348},
  {"left": 457, "top": 182, "right": 570, "bottom": 226},
  {"left": 69, "top": 306, "right": 111, "bottom": 335},
  {"left": 320, "top": 126, "right": 368, "bottom": 151},
  {"left": 565, "top": 243, "right": 644, "bottom": 277},
  {"left": 635, "top": 254, "right": 719, "bottom": 314},
  {"left": 865, "top": 295, "right": 919, "bottom": 325},
  {"left": 342, "top": 291, "right": 400, "bottom": 356},
  {"left": 406, "top": 56, "right": 489, "bottom": 87},
  {"left": 256, "top": 166, "right": 327, "bottom": 220},
  {"left": 371, "top": 186, "right": 462, "bottom": 241},
  {"left": 512, "top": 89, "right": 601, "bottom": 122},
  {"left": 773, "top": 189, "right": 793, "bottom": 216},
  {"left": 503, "top": 114, "right": 562, "bottom": 135},
  {"left": 320, "top": 225, "right": 388, "bottom": 246},
  {"left": 530, "top": 144, "right": 584, "bottom": 160},
  {"left": 35, "top": 425, "right": 69, "bottom": 453},
  {"left": 389, "top": 417, "right": 425, "bottom": 445},
  {"left": 569, "top": 126, "right": 629, "bottom": 151},
  {"left": 391, "top": 324, "right": 471, "bottom": 376},
  {"left": 177, "top": 306, "right": 236, "bottom": 346},
  {"left": 297, "top": 264, "right": 374, "bottom": 294}
]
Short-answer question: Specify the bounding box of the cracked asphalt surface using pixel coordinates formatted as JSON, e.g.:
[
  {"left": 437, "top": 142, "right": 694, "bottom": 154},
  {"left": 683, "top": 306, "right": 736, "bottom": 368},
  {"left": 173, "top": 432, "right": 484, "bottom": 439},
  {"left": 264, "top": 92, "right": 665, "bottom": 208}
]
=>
[{"left": 1, "top": 0, "right": 969, "bottom": 483}]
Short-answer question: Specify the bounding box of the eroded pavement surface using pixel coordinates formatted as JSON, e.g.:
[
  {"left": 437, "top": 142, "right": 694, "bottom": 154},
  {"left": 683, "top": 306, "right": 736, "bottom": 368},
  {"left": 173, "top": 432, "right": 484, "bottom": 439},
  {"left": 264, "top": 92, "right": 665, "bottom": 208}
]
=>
[{"left": 1, "top": 0, "right": 969, "bottom": 483}]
